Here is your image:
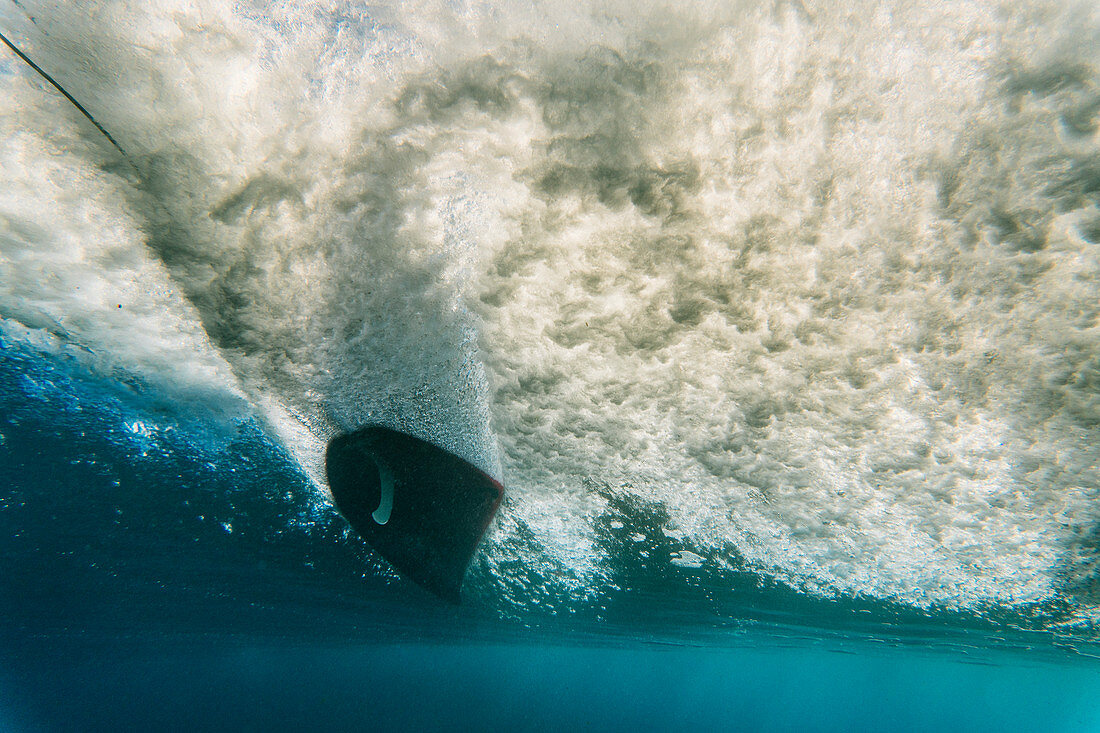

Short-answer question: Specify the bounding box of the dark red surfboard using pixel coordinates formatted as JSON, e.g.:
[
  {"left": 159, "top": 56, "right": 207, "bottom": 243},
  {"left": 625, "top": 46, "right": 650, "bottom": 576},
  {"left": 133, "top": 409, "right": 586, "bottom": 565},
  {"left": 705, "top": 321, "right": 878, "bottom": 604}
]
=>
[{"left": 325, "top": 425, "right": 504, "bottom": 603}]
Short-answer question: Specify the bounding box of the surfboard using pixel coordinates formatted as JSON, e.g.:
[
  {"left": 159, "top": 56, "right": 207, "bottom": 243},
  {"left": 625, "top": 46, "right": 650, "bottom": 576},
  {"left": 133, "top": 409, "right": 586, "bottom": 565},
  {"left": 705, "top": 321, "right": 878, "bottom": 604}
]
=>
[{"left": 325, "top": 425, "right": 504, "bottom": 603}]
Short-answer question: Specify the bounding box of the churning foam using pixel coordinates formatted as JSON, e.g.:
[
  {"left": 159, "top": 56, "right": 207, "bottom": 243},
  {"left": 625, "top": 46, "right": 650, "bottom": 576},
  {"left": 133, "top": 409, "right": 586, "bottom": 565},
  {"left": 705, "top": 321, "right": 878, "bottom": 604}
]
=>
[{"left": 1, "top": 0, "right": 1099, "bottom": 616}]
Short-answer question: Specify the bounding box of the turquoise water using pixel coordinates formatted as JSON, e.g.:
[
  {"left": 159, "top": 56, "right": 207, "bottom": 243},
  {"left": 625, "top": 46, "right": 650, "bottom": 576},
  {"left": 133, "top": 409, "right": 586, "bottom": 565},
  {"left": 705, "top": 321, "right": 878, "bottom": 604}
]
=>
[
  {"left": 3, "top": 332, "right": 1100, "bottom": 731},
  {"left": 4, "top": 1, "right": 1100, "bottom": 729},
  {"left": 3, "top": 640, "right": 1100, "bottom": 731}
]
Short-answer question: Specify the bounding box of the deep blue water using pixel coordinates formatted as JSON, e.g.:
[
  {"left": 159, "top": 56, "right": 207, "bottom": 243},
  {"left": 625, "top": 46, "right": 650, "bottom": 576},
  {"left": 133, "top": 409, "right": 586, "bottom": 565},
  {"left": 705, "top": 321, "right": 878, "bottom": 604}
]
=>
[
  {"left": 3, "top": 328, "right": 1100, "bottom": 732},
  {"left": 5, "top": 0, "right": 1100, "bottom": 728},
  {"left": 3, "top": 639, "right": 1100, "bottom": 732}
]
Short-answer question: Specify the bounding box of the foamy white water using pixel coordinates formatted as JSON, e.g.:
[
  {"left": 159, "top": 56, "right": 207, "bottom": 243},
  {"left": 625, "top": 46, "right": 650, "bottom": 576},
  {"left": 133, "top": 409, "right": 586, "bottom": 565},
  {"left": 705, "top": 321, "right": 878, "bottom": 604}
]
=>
[{"left": 1, "top": 0, "right": 1099, "bottom": 618}]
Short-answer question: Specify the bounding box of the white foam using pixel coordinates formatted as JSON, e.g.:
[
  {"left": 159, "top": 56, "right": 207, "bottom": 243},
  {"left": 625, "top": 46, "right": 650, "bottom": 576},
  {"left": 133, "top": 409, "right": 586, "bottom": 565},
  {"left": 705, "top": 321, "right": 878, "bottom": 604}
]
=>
[
  {"left": 0, "top": 110, "right": 249, "bottom": 426},
  {"left": 3, "top": 0, "right": 1100, "bottom": 614}
]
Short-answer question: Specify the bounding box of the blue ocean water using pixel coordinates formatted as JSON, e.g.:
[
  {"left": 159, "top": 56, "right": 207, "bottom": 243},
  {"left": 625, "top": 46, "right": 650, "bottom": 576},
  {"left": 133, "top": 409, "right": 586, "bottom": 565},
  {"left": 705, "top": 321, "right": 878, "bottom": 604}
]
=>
[
  {"left": 4, "top": 0, "right": 1100, "bottom": 729},
  {"left": 3, "top": 640, "right": 1100, "bottom": 732},
  {"left": 3, "top": 327, "right": 1100, "bottom": 731}
]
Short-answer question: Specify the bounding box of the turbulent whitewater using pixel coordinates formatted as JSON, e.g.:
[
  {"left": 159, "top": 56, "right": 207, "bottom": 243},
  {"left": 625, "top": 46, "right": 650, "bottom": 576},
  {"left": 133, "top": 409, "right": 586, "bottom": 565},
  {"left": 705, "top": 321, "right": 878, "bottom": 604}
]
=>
[{"left": 2, "top": 0, "right": 1099, "bottom": 628}]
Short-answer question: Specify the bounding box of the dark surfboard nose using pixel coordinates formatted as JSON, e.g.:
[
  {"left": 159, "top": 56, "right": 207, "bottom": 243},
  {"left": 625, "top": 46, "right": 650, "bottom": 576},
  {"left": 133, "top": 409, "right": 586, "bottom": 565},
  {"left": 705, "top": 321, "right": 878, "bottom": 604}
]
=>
[{"left": 325, "top": 425, "right": 504, "bottom": 603}]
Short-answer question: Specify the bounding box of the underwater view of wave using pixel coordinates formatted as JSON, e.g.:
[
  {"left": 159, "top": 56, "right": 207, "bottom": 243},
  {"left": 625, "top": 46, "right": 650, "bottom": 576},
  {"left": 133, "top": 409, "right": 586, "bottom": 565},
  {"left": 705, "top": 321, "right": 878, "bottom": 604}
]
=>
[{"left": 2, "top": 0, "right": 1100, "bottom": 729}]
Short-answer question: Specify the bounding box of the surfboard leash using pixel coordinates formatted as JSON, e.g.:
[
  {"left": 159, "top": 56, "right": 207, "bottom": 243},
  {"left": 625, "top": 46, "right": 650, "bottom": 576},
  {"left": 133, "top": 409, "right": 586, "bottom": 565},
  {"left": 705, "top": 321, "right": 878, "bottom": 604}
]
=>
[{"left": 0, "top": 28, "right": 128, "bottom": 157}]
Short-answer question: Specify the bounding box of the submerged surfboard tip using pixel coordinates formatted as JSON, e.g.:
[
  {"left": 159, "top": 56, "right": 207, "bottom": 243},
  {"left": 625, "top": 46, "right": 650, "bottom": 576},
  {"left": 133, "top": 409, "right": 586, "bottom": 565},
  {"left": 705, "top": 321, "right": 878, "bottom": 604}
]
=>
[{"left": 325, "top": 425, "right": 503, "bottom": 604}]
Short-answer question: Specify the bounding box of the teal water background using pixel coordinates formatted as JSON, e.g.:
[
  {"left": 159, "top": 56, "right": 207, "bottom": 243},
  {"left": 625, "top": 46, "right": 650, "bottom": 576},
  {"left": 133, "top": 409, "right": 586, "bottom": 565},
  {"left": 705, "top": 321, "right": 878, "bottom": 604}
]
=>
[
  {"left": 3, "top": 327, "right": 1100, "bottom": 732},
  {"left": 5, "top": 1, "right": 1100, "bottom": 728},
  {"left": 3, "top": 638, "right": 1100, "bottom": 732}
]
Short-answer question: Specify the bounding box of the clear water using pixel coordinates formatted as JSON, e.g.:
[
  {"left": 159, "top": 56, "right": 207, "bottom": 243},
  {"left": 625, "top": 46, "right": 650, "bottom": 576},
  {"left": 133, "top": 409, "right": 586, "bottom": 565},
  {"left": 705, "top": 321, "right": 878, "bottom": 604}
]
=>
[{"left": 2, "top": 1, "right": 1100, "bottom": 729}]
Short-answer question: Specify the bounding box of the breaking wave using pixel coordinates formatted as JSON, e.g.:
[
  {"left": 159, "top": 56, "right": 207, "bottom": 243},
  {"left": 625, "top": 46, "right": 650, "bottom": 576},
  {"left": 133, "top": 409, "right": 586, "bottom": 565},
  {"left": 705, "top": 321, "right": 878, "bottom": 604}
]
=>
[{"left": 2, "top": 0, "right": 1100, "bottom": 627}]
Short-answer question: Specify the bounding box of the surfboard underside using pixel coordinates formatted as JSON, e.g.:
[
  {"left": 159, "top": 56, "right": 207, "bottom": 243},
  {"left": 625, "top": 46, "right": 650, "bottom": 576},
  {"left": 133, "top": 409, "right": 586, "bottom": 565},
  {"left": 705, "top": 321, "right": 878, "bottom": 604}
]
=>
[{"left": 325, "top": 426, "right": 504, "bottom": 603}]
